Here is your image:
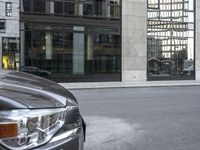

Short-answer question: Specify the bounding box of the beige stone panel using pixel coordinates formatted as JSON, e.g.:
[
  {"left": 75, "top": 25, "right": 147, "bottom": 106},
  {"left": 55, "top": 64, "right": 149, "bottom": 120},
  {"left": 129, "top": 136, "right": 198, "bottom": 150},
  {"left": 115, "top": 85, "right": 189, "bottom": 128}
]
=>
[
  {"left": 122, "top": 29, "right": 146, "bottom": 44},
  {"left": 122, "top": 16, "right": 146, "bottom": 30},
  {"left": 122, "top": 43, "right": 146, "bottom": 57},
  {"left": 122, "top": 1, "right": 146, "bottom": 17},
  {"left": 123, "top": 56, "right": 147, "bottom": 71}
]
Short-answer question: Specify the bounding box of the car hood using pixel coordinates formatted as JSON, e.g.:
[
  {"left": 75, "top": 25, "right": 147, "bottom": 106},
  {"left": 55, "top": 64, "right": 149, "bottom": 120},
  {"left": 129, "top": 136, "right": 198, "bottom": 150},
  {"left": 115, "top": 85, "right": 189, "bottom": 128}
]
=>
[{"left": 0, "top": 70, "right": 76, "bottom": 109}]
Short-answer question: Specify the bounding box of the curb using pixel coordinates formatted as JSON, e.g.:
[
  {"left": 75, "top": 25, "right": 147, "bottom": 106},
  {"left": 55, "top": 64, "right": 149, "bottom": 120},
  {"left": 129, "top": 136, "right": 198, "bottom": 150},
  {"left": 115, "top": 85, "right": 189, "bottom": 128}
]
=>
[{"left": 59, "top": 81, "right": 200, "bottom": 90}]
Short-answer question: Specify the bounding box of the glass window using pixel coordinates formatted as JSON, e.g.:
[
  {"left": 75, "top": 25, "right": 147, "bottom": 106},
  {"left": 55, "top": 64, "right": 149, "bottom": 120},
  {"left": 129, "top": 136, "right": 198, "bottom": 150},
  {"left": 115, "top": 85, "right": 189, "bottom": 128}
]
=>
[
  {"left": 22, "top": 0, "right": 31, "bottom": 12},
  {"left": 21, "top": 24, "right": 121, "bottom": 82},
  {"left": 0, "top": 20, "right": 6, "bottom": 33},
  {"left": 52, "top": 32, "right": 64, "bottom": 51},
  {"left": 94, "top": 0, "right": 103, "bottom": 16},
  {"left": 108, "top": 0, "right": 120, "bottom": 18},
  {"left": 94, "top": 34, "right": 121, "bottom": 73},
  {"left": 54, "top": 1, "right": 63, "bottom": 15},
  {"left": 147, "top": 0, "right": 195, "bottom": 80},
  {"left": 33, "top": 0, "right": 46, "bottom": 13},
  {"left": 32, "top": 31, "right": 46, "bottom": 53},
  {"left": 64, "top": 2, "right": 74, "bottom": 15},
  {"left": 83, "top": 4, "right": 93, "bottom": 16},
  {"left": 147, "top": 0, "right": 159, "bottom": 9},
  {"left": 109, "top": 6, "right": 120, "bottom": 17},
  {"left": 5, "top": 2, "right": 12, "bottom": 17},
  {"left": 109, "top": 0, "right": 120, "bottom": 5},
  {"left": 64, "top": 32, "right": 73, "bottom": 51}
]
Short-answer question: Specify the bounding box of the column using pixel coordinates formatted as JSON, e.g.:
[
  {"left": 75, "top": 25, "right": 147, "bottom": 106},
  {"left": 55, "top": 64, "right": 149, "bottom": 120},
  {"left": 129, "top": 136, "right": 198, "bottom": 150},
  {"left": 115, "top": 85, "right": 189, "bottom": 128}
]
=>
[
  {"left": 73, "top": 26, "right": 85, "bottom": 75},
  {"left": 122, "top": 0, "right": 147, "bottom": 82}
]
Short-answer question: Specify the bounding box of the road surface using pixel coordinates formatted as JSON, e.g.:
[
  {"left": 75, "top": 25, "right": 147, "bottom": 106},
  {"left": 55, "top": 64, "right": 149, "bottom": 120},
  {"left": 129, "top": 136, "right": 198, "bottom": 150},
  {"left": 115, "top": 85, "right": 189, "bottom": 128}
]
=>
[{"left": 70, "top": 86, "right": 200, "bottom": 150}]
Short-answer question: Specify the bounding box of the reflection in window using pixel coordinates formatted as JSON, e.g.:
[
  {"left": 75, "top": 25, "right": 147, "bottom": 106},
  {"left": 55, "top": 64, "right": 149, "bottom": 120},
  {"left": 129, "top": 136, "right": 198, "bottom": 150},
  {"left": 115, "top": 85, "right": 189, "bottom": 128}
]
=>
[
  {"left": 33, "top": 0, "right": 46, "bottom": 13},
  {"left": 54, "top": 1, "right": 63, "bottom": 14},
  {"left": 52, "top": 32, "right": 63, "bottom": 51},
  {"left": 22, "top": 0, "right": 31, "bottom": 12},
  {"left": 64, "top": 33, "right": 73, "bottom": 51},
  {"left": 21, "top": 23, "right": 121, "bottom": 81},
  {"left": 83, "top": 4, "right": 93, "bottom": 16},
  {"left": 64, "top": 2, "right": 74, "bottom": 15},
  {"left": 94, "top": 34, "right": 121, "bottom": 73},
  {"left": 94, "top": 0, "right": 103, "bottom": 16},
  {"left": 108, "top": 0, "right": 120, "bottom": 18},
  {"left": 147, "top": 0, "right": 195, "bottom": 80},
  {"left": 32, "top": 31, "right": 45, "bottom": 53}
]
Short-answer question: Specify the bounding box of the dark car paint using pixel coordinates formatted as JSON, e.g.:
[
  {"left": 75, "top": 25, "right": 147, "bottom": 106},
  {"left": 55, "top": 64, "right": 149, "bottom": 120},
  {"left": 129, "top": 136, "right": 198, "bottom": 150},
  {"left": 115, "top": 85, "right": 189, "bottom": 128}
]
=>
[
  {"left": 0, "top": 69, "right": 86, "bottom": 150},
  {"left": 20, "top": 66, "right": 51, "bottom": 77},
  {"left": 0, "top": 70, "right": 76, "bottom": 109}
]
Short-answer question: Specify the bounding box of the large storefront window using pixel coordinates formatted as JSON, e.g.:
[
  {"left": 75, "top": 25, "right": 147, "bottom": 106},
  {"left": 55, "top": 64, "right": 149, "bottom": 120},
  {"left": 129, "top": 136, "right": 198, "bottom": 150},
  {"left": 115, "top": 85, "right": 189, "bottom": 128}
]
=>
[
  {"left": 20, "top": 23, "right": 121, "bottom": 82},
  {"left": 21, "top": 0, "right": 120, "bottom": 18},
  {"left": 147, "top": 0, "right": 195, "bottom": 80},
  {"left": 2, "top": 38, "right": 20, "bottom": 70},
  {"left": 94, "top": 34, "right": 121, "bottom": 73}
]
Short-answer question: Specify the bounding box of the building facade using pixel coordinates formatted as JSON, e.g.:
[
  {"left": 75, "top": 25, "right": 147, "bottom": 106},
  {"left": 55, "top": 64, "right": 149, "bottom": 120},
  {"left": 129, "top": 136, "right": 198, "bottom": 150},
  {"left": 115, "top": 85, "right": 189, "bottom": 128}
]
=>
[
  {"left": 0, "top": 0, "right": 20, "bottom": 70},
  {"left": 0, "top": 0, "right": 199, "bottom": 83},
  {"left": 20, "top": 0, "right": 121, "bottom": 82}
]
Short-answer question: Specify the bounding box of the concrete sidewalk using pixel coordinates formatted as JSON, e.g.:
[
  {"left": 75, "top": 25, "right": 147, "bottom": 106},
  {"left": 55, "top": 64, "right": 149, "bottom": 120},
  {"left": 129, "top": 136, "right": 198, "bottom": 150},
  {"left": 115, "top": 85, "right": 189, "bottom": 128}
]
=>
[{"left": 60, "top": 80, "right": 200, "bottom": 90}]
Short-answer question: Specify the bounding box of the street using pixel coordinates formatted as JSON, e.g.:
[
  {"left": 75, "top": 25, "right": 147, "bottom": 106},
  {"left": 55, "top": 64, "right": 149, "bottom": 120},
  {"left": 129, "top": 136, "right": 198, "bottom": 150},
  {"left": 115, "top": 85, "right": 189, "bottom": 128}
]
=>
[{"left": 70, "top": 86, "right": 200, "bottom": 150}]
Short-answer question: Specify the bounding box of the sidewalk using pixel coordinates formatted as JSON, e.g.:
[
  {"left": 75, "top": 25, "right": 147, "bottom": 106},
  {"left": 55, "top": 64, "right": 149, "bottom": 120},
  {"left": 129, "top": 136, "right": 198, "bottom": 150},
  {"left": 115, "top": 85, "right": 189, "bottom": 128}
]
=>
[{"left": 60, "top": 80, "right": 200, "bottom": 90}]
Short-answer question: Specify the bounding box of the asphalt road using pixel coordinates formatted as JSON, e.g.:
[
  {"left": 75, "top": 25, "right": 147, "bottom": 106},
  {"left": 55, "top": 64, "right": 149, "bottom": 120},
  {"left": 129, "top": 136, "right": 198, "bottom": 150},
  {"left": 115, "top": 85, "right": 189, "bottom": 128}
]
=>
[{"left": 70, "top": 86, "right": 200, "bottom": 150}]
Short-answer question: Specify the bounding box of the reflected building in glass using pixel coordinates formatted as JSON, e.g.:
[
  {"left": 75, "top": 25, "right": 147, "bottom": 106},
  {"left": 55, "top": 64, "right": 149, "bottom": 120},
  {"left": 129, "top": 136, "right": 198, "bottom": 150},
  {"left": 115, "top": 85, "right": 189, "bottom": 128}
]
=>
[
  {"left": 147, "top": 0, "right": 195, "bottom": 80},
  {"left": 20, "top": 0, "right": 121, "bottom": 82}
]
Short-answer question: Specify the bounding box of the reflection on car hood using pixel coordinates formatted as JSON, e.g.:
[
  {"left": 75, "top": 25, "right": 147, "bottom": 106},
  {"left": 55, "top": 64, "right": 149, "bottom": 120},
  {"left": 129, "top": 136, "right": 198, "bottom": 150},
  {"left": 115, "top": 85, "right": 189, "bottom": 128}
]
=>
[{"left": 0, "top": 70, "right": 76, "bottom": 109}]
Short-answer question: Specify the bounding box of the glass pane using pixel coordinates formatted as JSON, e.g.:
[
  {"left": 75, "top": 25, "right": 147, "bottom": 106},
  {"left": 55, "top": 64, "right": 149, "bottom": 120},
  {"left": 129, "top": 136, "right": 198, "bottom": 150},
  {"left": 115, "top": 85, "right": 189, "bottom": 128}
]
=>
[
  {"left": 22, "top": 0, "right": 31, "bottom": 12},
  {"left": 64, "top": 2, "right": 74, "bottom": 15},
  {"left": 109, "top": 6, "right": 120, "bottom": 17},
  {"left": 54, "top": 1, "right": 63, "bottom": 14},
  {"left": 83, "top": 4, "right": 93, "bottom": 16},
  {"left": 33, "top": 0, "right": 46, "bottom": 13},
  {"left": 94, "top": 34, "right": 121, "bottom": 74},
  {"left": 147, "top": 0, "right": 195, "bottom": 80},
  {"left": 21, "top": 23, "right": 121, "bottom": 82}
]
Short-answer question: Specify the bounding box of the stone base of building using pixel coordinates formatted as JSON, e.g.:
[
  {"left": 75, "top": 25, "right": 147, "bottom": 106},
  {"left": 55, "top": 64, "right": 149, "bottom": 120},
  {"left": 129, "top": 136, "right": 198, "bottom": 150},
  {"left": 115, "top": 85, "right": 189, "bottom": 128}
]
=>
[{"left": 122, "top": 70, "right": 146, "bottom": 82}]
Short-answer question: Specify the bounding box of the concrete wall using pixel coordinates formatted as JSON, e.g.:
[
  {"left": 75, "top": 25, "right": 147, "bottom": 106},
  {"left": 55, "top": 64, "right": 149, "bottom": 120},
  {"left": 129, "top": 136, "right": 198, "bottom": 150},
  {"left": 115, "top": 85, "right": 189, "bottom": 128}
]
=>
[
  {"left": 0, "top": 0, "right": 20, "bottom": 68},
  {"left": 122, "top": 0, "right": 147, "bottom": 82},
  {"left": 196, "top": 0, "right": 200, "bottom": 80}
]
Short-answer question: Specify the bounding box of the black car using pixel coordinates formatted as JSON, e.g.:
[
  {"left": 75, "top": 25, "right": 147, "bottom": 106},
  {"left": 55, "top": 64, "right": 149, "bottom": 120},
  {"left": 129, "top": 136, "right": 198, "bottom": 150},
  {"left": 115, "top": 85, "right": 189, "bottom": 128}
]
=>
[
  {"left": 0, "top": 70, "right": 86, "bottom": 150},
  {"left": 20, "top": 66, "right": 51, "bottom": 77}
]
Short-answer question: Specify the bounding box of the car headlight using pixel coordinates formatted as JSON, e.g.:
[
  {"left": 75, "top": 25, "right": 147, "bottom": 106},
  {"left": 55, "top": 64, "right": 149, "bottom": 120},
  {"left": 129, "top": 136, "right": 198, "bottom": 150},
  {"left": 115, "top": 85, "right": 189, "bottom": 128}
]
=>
[{"left": 0, "top": 108, "right": 67, "bottom": 150}]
